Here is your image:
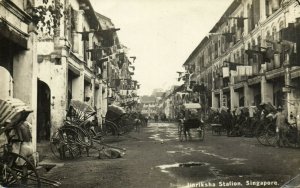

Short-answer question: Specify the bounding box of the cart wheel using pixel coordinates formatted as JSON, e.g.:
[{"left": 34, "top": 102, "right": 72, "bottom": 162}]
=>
[
  {"left": 63, "top": 125, "right": 92, "bottom": 147},
  {"left": 104, "top": 121, "right": 119, "bottom": 136},
  {"left": 50, "top": 128, "right": 82, "bottom": 160},
  {"left": 6, "top": 152, "right": 41, "bottom": 188},
  {"left": 266, "top": 130, "right": 277, "bottom": 147},
  {"left": 50, "top": 130, "right": 63, "bottom": 159},
  {"left": 0, "top": 163, "right": 20, "bottom": 187},
  {"left": 256, "top": 132, "right": 269, "bottom": 146}
]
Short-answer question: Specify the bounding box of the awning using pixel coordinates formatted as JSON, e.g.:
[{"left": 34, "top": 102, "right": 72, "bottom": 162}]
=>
[
  {"left": 265, "top": 68, "right": 284, "bottom": 80},
  {"left": 233, "top": 82, "right": 244, "bottom": 90},
  {"left": 183, "top": 103, "right": 201, "bottom": 109},
  {"left": 247, "top": 76, "right": 261, "bottom": 86},
  {"left": 223, "top": 87, "right": 230, "bottom": 93},
  {"left": 108, "top": 105, "right": 126, "bottom": 114},
  {"left": 291, "top": 67, "right": 300, "bottom": 79}
]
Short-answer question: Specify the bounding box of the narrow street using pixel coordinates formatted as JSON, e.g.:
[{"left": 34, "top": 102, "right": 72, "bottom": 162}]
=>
[{"left": 41, "top": 122, "right": 300, "bottom": 188}]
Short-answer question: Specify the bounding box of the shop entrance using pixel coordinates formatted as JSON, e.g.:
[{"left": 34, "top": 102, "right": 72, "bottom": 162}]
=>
[{"left": 37, "top": 80, "right": 51, "bottom": 142}]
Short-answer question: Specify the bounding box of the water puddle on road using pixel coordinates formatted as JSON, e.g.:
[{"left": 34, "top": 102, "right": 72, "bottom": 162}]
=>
[
  {"left": 209, "top": 166, "right": 224, "bottom": 178},
  {"left": 149, "top": 134, "right": 171, "bottom": 142},
  {"left": 228, "top": 158, "right": 247, "bottom": 165},
  {"left": 147, "top": 123, "right": 178, "bottom": 142},
  {"left": 168, "top": 147, "right": 247, "bottom": 165},
  {"left": 179, "top": 162, "right": 209, "bottom": 168},
  {"left": 157, "top": 162, "right": 209, "bottom": 173}
]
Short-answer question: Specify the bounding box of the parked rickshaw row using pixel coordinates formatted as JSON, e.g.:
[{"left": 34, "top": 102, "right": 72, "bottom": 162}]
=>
[
  {"left": 206, "top": 102, "right": 299, "bottom": 148},
  {"left": 0, "top": 98, "right": 146, "bottom": 187},
  {"left": 50, "top": 99, "right": 147, "bottom": 160}
]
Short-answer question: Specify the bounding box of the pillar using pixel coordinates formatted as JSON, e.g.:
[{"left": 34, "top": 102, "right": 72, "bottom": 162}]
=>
[
  {"left": 101, "top": 84, "right": 108, "bottom": 121},
  {"left": 261, "top": 76, "right": 274, "bottom": 104},
  {"left": 49, "top": 56, "right": 68, "bottom": 134},
  {"left": 96, "top": 81, "right": 103, "bottom": 127},
  {"left": 230, "top": 86, "right": 239, "bottom": 110},
  {"left": 244, "top": 83, "right": 254, "bottom": 106},
  {"left": 220, "top": 89, "right": 224, "bottom": 108},
  {"left": 13, "top": 31, "right": 38, "bottom": 151},
  {"left": 77, "top": 10, "right": 84, "bottom": 59},
  {"left": 243, "top": 1, "right": 249, "bottom": 35},
  {"left": 212, "top": 91, "right": 219, "bottom": 108},
  {"left": 260, "top": 0, "right": 267, "bottom": 22},
  {"left": 72, "top": 67, "right": 85, "bottom": 101}
]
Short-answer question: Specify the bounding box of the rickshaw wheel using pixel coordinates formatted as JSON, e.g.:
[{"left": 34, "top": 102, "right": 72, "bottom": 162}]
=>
[
  {"left": 50, "top": 130, "right": 63, "bottom": 159},
  {"left": 266, "top": 130, "right": 277, "bottom": 147},
  {"left": 256, "top": 132, "right": 269, "bottom": 146},
  {"left": 50, "top": 128, "right": 82, "bottom": 160},
  {"left": 6, "top": 152, "right": 41, "bottom": 187},
  {"left": 0, "top": 163, "right": 20, "bottom": 187},
  {"left": 103, "top": 120, "right": 119, "bottom": 136}
]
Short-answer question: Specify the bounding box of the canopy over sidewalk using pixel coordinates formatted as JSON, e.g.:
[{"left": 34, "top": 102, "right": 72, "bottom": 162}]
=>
[{"left": 183, "top": 103, "right": 201, "bottom": 109}]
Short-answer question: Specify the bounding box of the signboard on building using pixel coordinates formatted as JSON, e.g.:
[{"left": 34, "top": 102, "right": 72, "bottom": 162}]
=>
[
  {"left": 282, "top": 87, "right": 291, "bottom": 93},
  {"left": 222, "top": 95, "right": 227, "bottom": 107}
]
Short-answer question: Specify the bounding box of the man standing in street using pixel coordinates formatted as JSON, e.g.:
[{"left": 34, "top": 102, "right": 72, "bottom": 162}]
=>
[{"left": 275, "top": 106, "right": 288, "bottom": 147}]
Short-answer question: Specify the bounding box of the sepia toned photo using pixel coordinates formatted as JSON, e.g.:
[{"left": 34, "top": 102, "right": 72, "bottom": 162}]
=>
[{"left": 0, "top": 0, "right": 300, "bottom": 187}]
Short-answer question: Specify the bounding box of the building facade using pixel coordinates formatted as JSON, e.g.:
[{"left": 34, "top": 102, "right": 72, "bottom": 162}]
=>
[
  {"left": 0, "top": 0, "right": 138, "bottom": 151},
  {"left": 0, "top": 0, "right": 38, "bottom": 148},
  {"left": 36, "top": 0, "right": 138, "bottom": 142},
  {"left": 184, "top": 0, "right": 300, "bottom": 125}
]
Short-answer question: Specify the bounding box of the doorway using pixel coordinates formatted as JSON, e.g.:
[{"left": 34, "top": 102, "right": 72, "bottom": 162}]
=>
[{"left": 37, "top": 80, "right": 51, "bottom": 142}]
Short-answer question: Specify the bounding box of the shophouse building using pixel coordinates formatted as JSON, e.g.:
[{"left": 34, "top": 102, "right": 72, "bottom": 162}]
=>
[
  {"left": 35, "top": 0, "right": 137, "bottom": 146},
  {"left": 184, "top": 0, "right": 300, "bottom": 124},
  {"left": 0, "top": 0, "right": 38, "bottom": 148}
]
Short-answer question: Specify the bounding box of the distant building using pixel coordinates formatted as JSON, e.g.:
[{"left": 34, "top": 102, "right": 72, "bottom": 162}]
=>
[{"left": 140, "top": 95, "right": 157, "bottom": 116}]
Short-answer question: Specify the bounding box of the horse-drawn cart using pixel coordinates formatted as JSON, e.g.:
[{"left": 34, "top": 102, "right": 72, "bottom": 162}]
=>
[{"left": 178, "top": 103, "right": 205, "bottom": 141}]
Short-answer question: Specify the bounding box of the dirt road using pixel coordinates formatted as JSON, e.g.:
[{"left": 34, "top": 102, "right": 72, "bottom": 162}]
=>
[{"left": 41, "top": 122, "right": 300, "bottom": 188}]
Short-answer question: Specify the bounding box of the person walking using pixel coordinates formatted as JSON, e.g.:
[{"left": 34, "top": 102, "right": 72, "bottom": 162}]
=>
[{"left": 275, "top": 106, "right": 288, "bottom": 147}]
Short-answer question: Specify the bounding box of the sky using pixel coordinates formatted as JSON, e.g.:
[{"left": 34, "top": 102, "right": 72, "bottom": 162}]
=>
[{"left": 90, "top": 0, "right": 233, "bottom": 96}]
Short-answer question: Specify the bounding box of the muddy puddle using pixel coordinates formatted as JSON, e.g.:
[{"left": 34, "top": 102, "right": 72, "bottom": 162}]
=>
[
  {"left": 167, "top": 147, "right": 247, "bottom": 165},
  {"left": 157, "top": 162, "right": 209, "bottom": 173}
]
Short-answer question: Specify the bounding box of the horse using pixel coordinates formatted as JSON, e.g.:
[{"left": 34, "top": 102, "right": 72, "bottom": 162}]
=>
[{"left": 178, "top": 118, "right": 204, "bottom": 141}]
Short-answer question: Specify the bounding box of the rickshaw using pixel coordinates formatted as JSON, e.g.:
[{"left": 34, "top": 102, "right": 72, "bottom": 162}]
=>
[
  {"left": 106, "top": 105, "right": 140, "bottom": 135},
  {"left": 255, "top": 102, "right": 277, "bottom": 146},
  {"left": 178, "top": 103, "right": 205, "bottom": 141},
  {"left": 0, "top": 98, "right": 60, "bottom": 187},
  {"left": 50, "top": 100, "right": 126, "bottom": 160}
]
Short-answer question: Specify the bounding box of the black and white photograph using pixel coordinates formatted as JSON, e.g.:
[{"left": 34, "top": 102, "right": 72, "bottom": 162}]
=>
[{"left": 1, "top": 0, "right": 300, "bottom": 187}]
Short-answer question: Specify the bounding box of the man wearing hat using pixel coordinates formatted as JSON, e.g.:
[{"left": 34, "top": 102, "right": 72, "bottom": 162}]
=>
[{"left": 275, "top": 105, "right": 288, "bottom": 147}]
